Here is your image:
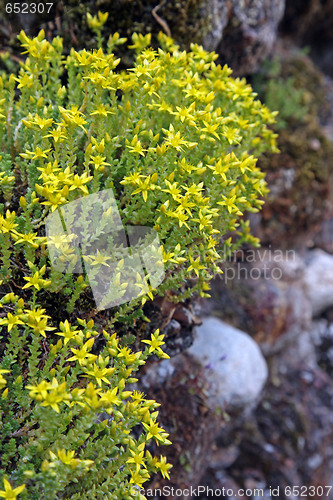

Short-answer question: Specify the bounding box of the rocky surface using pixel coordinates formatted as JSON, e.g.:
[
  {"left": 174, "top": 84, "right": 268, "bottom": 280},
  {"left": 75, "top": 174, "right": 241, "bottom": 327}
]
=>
[
  {"left": 250, "top": 48, "right": 333, "bottom": 249},
  {"left": 187, "top": 318, "right": 268, "bottom": 409},
  {"left": 303, "top": 249, "right": 333, "bottom": 316},
  {"left": 313, "top": 216, "right": 333, "bottom": 253},
  {"left": 311, "top": 319, "right": 333, "bottom": 378},
  {"left": 141, "top": 354, "right": 222, "bottom": 497},
  {"left": 140, "top": 241, "right": 333, "bottom": 498},
  {"left": 141, "top": 319, "right": 268, "bottom": 498},
  {"left": 206, "top": 249, "right": 312, "bottom": 355},
  {"left": 202, "top": 0, "right": 285, "bottom": 74},
  {"left": 0, "top": 0, "right": 285, "bottom": 74},
  {"left": 143, "top": 318, "right": 268, "bottom": 413},
  {"left": 207, "top": 247, "right": 333, "bottom": 352},
  {"left": 198, "top": 366, "right": 333, "bottom": 499},
  {"left": 281, "top": 0, "right": 333, "bottom": 45},
  {"left": 280, "top": 1, "right": 333, "bottom": 77},
  {"left": 198, "top": 244, "right": 333, "bottom": 497}
]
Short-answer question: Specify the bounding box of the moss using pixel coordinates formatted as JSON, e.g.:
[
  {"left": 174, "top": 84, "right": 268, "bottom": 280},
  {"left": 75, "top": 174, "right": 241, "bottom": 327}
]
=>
[
  {"left": 253, "top": 50, "right": 333, "bottom": 246},
  {"left": 258, "top": 125, "right": 333, "bottom": 245},
  {"left": 0, "top": 0, "right": 211, "bottom": 63}
]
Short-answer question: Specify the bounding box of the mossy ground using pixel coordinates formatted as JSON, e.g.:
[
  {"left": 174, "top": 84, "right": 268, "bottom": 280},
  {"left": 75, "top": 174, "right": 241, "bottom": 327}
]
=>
[{"left": 252, "top": 47, "right": 333, "bottom": 248}]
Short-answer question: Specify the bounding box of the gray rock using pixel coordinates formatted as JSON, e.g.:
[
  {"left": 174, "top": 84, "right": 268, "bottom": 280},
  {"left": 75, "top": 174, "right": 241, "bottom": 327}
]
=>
[
  {"left": 141, "top": 357, "right": 176, "bottom": 389},
  {"left": 310, "top": 319, "right": 331, "bottom": 346},
  {"left": 304, "top": 249, "right": 333, "bottom": 315},
  {"left": 202, "top": 0, "right": 229, "bottom": 52},
  {"left": 188, "top": 317, "right": 268, "bottom": 409},
  {"left": 313, "top": 217, "right": 333, "bottom": 253},
  {"left": 202, "top": 0, "right": 286, "bottom": 74}
]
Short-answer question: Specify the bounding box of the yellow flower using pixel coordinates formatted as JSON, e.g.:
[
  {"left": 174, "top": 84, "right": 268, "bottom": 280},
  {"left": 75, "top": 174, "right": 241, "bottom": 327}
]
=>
[
  {"left": 39, "top": 188, "right": 68, "bottom": 211},
  {"left": 83, "top": 250, "right": 113, "bottom": 267},
  {"left": 217, "top": 193, "right": 243, "bottom": 215},
  {"left": 0, "top": 211, "right": 17, "bottom": 233},
  {"left": 131, "top": 391, "right": 145, "bottom": 403},
  {"left": 0, "top": 370, "right": 10, "bottom": 391},
  {"left": 149, "top": 100, "right": 173, "bottom": 114},
  {"left": 13, "top": 232, "right": 41, "bottom": 249},
  {"left": 128, "top": 32, "right": 151, "bottom": 51},
  {"left": 67, "top": 173, "right": 93, "bottom": 195},
  {"left": 141, "top": 329, "right": 169, "bottom": 359},
  {"left": 208, "top": 158, "right": 230, "bottom": 181},
  {"left": 75, "top": 49, "right": 92, "bottom": 67},
  {"left": 0, "top": 173, "right": 15, "bottom": 186},
  {"left": 82, "top": 355, "right": 115, "bottom": 386},
  {"left": 165, "top": 206, "right": 190, "bottom": 229},
  {"left": 171, "top": 102, "right": 196, "bottom": 125},
  {"left": 126, "top": 443, "right": 147, "bottom": 473},
  {"left": 26, "top": 378, "right": 70, "bottom": 413},
  {"left": 126, "top": 135, "right": 147, "bottom": 156},
  {"left": 26, "top": 380, "right": 49, "bottom": 400},
  {"left": 131, "top": 59, "right": 153, "bottom": 79},
  {"left": 156, "top": 455, "right": 172, "bottom": 479},
  {"left": 129, "top": 468, "right": 150, "bottom": 487},
  {"left": 142, "top": 418, "right": 171, "bottom": 445},
  {"left": 0, "top": 313, "right": 24, "bottom": 332},
  {"left": 26, "top": 308, "right": 55, "bottom": 338},
  {"left": 83, "top": 71, "right": 108, "bottom": 86},
  {"left": 162, "top": 124, "right": 197, "bottom": 152},
  {"left": 222, "top": 125, "right": 241, "bottom": 145},
  {"left": 55, "top": 320, "right": 80, "bottom": 345},
  {"left": 20, "top": 147, "right": 51, "bottom": 161},
  {"left": 43, "top": 126, "right": 67, "bottom": 143},
  {"left": 16, "top": 73, "right": 34, "bottom": 89},
  {"left": 192, "top": 208, "right": 218, "bottom": 232},
  {"left": 50, "top": 448, "right": 75, "bottom": 465},
  {"left": 201, "top": 120, "right": 220, "bottom": 140},
  {"left": 22, "top": 114, "right": 53, "bottom": 131},
  {"left": 0, "top": 479, "right": 25, "bottom": 499},
  {"left": 58, "top": 106, "right": 87, "bottom": 130},
  {"left": 132, "top": 175, "right": 157, "bottom": 202},
  {"left": 99, "top": 387, "right": 121, "bottom": 411},
  {"left": 49, "top": 449, "right": 94, "bottom": 470},
  {"left": 23, "top": 268, "right": 51, "bottom": 291},
  {"left": 162, "top": 179, "right": 181, "bottom": 200},
  {"left": 87, "top": 11, "right": 108, "bottom": 30},
  {"left": 67, "top": 339, "right": 97, "bottom": 366},
  {"left": 89, "top": 155, "right": 110, "bottom": 172},
  {"left": 90, "top": 104, "right": 114, "bottom": 117},
  {"left": 187, "top": 255, "right": 206, "bottom": 277},
  {"left": 46, "top": 233, "right": 76, "bottom": 250}
]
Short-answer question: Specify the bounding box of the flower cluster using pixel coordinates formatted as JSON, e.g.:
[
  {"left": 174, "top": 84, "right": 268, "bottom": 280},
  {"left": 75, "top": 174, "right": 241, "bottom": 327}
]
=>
[
  {"left": 0, "top": 27, "right": 277, "bottom": 306},
  {"left": 0, "top": 292, "right": 171, "bottom": 498},
  {"left": 0, "top": 22, "right": 277, "bottom": 499}
]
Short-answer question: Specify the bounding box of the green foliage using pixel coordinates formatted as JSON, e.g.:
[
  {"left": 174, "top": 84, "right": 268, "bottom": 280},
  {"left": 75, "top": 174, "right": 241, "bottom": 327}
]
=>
[
  {"left": 252, "top": 56, "right": 310, "bottom": 129},
  {"left": 0, "top": 299, "right": 171, "bottom": 499},
  {"left": 0, "top": 19, "right": 277, "bottom": 499}
]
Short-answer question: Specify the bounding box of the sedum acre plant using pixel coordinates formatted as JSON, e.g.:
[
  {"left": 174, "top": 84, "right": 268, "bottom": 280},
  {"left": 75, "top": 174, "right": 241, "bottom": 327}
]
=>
[{"left": 0, "top": 20, "right": 277, "bottom": 499}]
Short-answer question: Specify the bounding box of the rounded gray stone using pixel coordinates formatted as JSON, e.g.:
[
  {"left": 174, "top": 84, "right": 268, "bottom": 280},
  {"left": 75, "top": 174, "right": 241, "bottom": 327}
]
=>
[
  {"left": 188, "top": 317, "right": 268, "bottom": 409},
  {"left": 304, "top": 249, "right": 333, "bottom": 316}
]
